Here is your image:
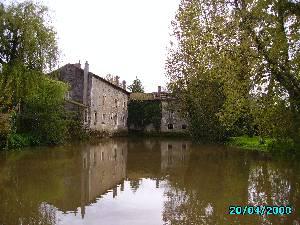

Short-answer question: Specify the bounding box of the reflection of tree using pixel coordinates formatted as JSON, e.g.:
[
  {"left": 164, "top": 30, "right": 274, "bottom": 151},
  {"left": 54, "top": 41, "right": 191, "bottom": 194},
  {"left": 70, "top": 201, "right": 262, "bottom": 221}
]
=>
[
  {"left": 127, "top": 139, "right": 162, "bottom": 179},
  {"left": 163, "top": 187, "right": 218, "bottom": 225},
  {"left": 162, "top": 147, "right": 250, "bottom": 225},
  {"left": 0, "top": 140, "right": 129, "bottom": 224},
  {"left": 0, "top": 149, "right": 73, "bottom": 225},
  {"left": 162, "top": 147, "right": 300, "bottom": 225},
  {"left": 248, "top": 160, "right": 300, "bottom": 224}
]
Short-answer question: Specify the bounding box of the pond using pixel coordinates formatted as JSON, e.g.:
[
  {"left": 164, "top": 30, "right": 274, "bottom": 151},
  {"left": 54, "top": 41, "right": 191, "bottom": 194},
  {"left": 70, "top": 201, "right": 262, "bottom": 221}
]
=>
[{"left": 0, "top": 137, "right": 299, "bottom": 225}]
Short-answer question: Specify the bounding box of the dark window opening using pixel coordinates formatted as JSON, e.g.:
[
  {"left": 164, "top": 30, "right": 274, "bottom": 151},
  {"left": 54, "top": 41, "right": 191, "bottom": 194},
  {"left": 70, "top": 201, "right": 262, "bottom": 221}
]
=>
[
  {"left": 182, "top": 124, "right": 187, "bottom": 129},
  {"left": 94, "top": 112, "right": 97, "bottom": 125},
  {"left": 182, "top": 144, "right": 187, "bottom": 150},
  {"left": 102, "top": 114, "right": 106, "bottom": 124},
  {"left": 114, "top": 148, "right": 117, "bottom": 161},
  {"left": 83, "top": 158, "right": 87, "bottom": 169},
  {"left": 84, "top": 110, "right": 88, "bottom": 122},
  {"left": 168, "top": 144, "right": 173, "bottom": 150},
  {"left": 168, "top": 124, "right": 173, "bottom": 129}
]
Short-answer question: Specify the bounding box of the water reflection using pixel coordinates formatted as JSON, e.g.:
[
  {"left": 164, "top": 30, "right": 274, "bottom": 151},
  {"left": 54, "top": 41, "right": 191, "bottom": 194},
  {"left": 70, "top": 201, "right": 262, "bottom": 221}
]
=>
[
  {"left": 80, "top": 141, "right": 127, "bottom": 218},
  {"left": 0, "top": 138, "right": 299, "bottom": 225}
]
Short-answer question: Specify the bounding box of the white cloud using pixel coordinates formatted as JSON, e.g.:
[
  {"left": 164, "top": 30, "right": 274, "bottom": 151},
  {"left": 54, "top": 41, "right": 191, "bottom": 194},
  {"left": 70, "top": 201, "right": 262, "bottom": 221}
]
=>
[{"left": 42, "top": 0, "right": 180, "bottom": 92}]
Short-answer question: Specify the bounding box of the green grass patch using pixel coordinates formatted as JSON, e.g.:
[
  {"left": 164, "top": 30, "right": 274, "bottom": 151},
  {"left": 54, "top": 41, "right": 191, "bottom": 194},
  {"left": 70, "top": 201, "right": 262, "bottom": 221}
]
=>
[
  {"left": 227, "top": 136, "right": 274, "bottom": 152},
  {"left": 227, "top": 136, "right": 299, "bottom": 153}
]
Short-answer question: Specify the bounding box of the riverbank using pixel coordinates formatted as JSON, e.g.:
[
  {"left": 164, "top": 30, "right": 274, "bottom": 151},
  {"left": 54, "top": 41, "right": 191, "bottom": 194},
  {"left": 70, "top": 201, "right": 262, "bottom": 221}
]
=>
[{"left": 227, "top": 136, "right": 297, "bottom": 153}]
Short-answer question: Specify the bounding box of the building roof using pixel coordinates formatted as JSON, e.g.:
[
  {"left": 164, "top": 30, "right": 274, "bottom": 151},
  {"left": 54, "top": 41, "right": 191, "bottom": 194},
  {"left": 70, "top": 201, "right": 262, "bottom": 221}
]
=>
[
  {"left": 60, "top": 64, "right": 130, "bottom": 95},
  {"left": 130, "top": 93, "right": 155, "bottom": 101},
  {"left": 130, "top": 92, "right": 176, "bottom": 101},
  {"left": 89, "top": 72, "right": 130, "bottom": 95}
]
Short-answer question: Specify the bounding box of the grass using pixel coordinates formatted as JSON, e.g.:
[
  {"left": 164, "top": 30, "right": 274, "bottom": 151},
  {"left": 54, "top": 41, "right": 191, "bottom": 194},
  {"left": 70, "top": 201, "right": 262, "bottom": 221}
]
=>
[
  {"left": 227, "top": 136, "right": 274, "bottom": 152},
  {"left": 227, "top": 136, "right": 299, "bottom": 154}
]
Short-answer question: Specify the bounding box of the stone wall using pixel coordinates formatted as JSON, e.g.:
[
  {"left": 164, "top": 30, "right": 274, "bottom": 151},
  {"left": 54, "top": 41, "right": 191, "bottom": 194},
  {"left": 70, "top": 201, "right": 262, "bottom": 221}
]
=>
[
  {"left": 160, "top": 101, "right": 189, "bottom": 133},
  {"left": 59, "top": 64, "right": 85, "bottom": 104},
  {"left": 89, "top": 75, "right": 129, "bottom": 133},
  {"left": 58, "top": 63, "right": 128, "bottom": 134}
]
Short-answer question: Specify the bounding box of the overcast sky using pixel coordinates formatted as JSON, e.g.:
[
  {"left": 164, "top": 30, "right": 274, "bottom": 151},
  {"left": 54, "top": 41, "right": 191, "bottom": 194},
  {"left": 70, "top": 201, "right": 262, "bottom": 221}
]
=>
[{"left": 36, "top": 0, "right": 180, "bottom": 92}]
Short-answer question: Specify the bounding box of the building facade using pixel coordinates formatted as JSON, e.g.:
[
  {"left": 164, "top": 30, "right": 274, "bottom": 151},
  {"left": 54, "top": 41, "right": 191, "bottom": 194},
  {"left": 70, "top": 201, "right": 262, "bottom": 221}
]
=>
[
  {"left": 129, "top": 86, "right": 189, "bottom": 133},
  {"left": 58, "top": 61, "right": 129, "bottom": 134}
]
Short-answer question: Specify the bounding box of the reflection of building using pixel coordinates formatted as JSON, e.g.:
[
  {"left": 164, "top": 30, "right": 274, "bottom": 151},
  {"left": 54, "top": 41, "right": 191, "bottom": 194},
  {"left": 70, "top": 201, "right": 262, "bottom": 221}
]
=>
[
  {"left": 161, "top": 141, "right": 190, "bottom": 172},
  {"left": 51, "top": 140, "right": 127, "bottom": 218},
  {"left": 80, "top": 140, "right": 127, "bottom": 218}
]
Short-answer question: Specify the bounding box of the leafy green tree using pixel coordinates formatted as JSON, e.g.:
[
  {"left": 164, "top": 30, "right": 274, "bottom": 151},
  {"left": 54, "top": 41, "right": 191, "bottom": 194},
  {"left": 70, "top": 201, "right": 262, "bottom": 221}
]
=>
[
  {"left": 128, "top": 100, "right": 161, "bottom": 131},
  {"left": 128, "top": 76, "right": 145, "bottom": 93},
  {"left": 0, "top": 1, "right": 70, "bottom": 148},
  {"left": 15, "top": 77, "right": 68, "bottom": 145},
  {"left": 167, "top": 0, "right": 300, "bottom": 144},
  {"left": 0, "top": 1, "right": 58, "bottom": 111}
]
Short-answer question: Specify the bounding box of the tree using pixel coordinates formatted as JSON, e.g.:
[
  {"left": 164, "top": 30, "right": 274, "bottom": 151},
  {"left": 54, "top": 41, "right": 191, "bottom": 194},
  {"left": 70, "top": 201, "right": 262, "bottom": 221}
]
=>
[
  {"left": 0, "top": 1, "right": 70, "bottom": 148},
  {"left": 128, "top": 76, "right": 145, "bottom": 93},
  {"left": 15, "top": 77, "right": 68, "bottom": 145},
  {"left": 167, "top": 0, "right": 300, "bottom": 144},
  {"left": 0, "top": 1, "right": 59, "bottom": 111}
]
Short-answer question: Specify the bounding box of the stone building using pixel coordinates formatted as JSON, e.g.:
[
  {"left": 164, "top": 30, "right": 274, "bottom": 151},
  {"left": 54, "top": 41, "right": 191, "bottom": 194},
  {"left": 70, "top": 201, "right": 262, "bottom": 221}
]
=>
[
  {"left": 154, "top": 86, "right": 189, "bottom": 133},
  {"left": 57, "top": 61, "right": 130, "bottom": 134},
  {"left": 129, "top": 86, "right": 189, "bottom": 133}
]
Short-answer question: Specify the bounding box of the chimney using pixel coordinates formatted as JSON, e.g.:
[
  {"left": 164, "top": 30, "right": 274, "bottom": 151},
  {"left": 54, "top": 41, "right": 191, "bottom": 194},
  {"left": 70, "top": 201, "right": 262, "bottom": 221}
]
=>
[
  {"left": 74, "top": 60, "right": 81, "bottom": 69},
  {"left": 83, "top": 61, "right": 89, "bottom": 105},
  {"left": 158, "top": 86, "right": 161, "bottom": 95},
  {"left": 122, "top": 80, "right": 126, "bottom": 90},
  {"left": 115, "top": 76, "right": 120, "bottom": 86}
]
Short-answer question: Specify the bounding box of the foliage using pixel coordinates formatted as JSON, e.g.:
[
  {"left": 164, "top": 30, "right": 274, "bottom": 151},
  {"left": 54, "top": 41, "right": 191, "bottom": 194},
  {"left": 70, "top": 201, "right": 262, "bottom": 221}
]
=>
[
  {"left": 16, "top": 76, "right": 68, "bottom": 145},
  {"left": 7, "top": 133, "right": 36, "bottom": 149},
  {"left": 184, "top": 79, "right": 227, "bottom": 142},
  {"left": 228, "top": 136, "right": 274, "bottom": 152},
  {"left": 128, "top": 76, "right": 145, "bottom": 93},
  {"left": 166, "top": 0, "right": 300, "bottom": 145},
  {"left": 228, "top": 136, "right": 298, "bottom": 153},
  {"left": 128, "top": 100, "right": 161, "bottom": 131},
  {"left": 0, "top": 1, "right": 58, "bottom": 111},
  {"left": 66, "top": 111, "right": 88, "bottom": 140}
]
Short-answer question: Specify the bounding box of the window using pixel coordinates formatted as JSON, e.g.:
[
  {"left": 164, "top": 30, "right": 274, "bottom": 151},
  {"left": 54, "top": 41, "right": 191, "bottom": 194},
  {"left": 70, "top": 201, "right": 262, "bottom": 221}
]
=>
[
  {"left": 115, "top": 99, "right": 118, "bottom": 108},
  {"left": 102, "top": 114, "right": 106, "bottom": 124},
  {"left": 168, "top": 124, "right": 173, "bottom": 130},
  {"left": 94, "top": 112, "right": 97, "bottom": 125},
  {"left": 182, "top": 144, "right": 187, "bottom": 150},
  {"left": 168, "top": 144, "right": 173, "bottom": 150},
  {"left": 114, "top": 148, "right": 117, "bottom": 161},
  {"left": 103, "top": 95, "right": 106, "bottom": 105},
  {"left": 84, "top": 110, "right": 88, "bottom": 122},
  {"left": 83, "top": 158, "right": 87, "bottom": 169},
  {"left": 182, "top": 124, "right": 187, "bottom": 129},
  {"left": 101, "top": 151, "right": 104, "bottom": 160},
  {"left": 114, "top": 114, "right": 118, "bottom": 125},
  {"left": 123, "top": 101, "right": 126, "bottom": 108}
]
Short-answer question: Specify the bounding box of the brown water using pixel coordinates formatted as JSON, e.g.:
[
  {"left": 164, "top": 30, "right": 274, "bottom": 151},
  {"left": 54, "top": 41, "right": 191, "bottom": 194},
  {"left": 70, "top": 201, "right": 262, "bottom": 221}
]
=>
[{"left": 0, "top": 138, "right": 299, "bottom": 225}]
